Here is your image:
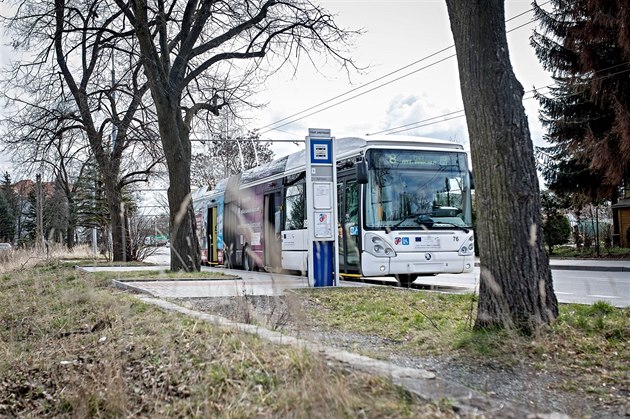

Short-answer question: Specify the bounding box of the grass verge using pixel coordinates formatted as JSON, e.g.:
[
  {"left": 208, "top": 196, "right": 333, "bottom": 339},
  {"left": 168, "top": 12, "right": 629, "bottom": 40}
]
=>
[
  {"left": 0, "top": 262, "right": 449, "bottom": 417},
  {"left": 550, "top": 245, "right": 630, "bottom": 258},
  {"left": 88, "top": 269, "right": 238, "bottom": 281},
  {"left": 294, "top": 287, "right": 629, "bottom": 415}
]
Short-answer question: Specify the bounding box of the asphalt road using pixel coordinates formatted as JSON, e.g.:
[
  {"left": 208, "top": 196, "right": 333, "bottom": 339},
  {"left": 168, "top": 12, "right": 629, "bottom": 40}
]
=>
[{"left": 418, "top": 268, "right": 629, "bottom": 308}]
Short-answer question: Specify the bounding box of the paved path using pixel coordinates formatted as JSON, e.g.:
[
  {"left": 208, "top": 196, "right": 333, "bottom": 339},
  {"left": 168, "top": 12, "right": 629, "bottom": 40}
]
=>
[{"left": 79, "top": 265, "right": 368, "bottom": 298}]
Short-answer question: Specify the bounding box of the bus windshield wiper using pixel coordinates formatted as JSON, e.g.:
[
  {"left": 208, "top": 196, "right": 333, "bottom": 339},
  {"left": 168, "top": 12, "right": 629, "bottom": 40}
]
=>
[{"left": 392, "top": 212, "right": 433, "bottom": 229}]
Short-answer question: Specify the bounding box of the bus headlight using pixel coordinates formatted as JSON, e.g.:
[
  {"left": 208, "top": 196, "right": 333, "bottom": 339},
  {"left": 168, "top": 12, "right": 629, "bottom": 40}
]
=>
[
  {"left": 365, "top": 233, "right": 396, "bottom": 258},
  {"left": 458, "top": 234, "right": 475, "bottom": 256}
]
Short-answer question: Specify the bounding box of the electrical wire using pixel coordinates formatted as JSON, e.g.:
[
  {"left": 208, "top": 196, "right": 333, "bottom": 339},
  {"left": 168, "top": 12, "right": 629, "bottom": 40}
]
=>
[
  {"left": 259, "top": 3, "right": 551, "bottom": 134},
  {"left": 375, "top": 63, "right": 630, "bottom": 135}
]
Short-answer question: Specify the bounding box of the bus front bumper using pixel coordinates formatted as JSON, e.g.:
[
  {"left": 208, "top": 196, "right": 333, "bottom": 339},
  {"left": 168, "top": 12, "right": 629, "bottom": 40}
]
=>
[{"left": 361, "top": 251, "right": 474, "bottom": 277}]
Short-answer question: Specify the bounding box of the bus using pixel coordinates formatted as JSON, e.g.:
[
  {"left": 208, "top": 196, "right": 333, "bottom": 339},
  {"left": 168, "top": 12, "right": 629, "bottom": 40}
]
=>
[{"left": 192, "top": 135, "right": 475, "bottom": 284}]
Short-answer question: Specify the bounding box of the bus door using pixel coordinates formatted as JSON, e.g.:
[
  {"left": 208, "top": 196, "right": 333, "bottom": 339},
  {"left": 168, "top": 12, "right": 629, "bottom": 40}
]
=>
[
  {"left": 337, "top": 175, "right": 360, "bottom": 275},
  {"left": 207, "top": 206, "right": 219, "bottom": 265},
  {"left": 264, "top": 191, "right": 282, "bottom": 269}
]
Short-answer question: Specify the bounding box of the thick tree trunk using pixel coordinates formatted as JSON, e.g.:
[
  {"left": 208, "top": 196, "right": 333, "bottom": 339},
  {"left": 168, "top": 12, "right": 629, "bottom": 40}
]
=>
[
  {"left": 446, "top": 0, "right": 558, "bottom": 333},
  {"left": 154, "top": 96, "right": 201, "bottom": 272},
  {"left": 66, "top": 226, "right": 75, "bottom": 249},
  {"left": 103, "top": 175, "right": 126, "bottom": 262}
]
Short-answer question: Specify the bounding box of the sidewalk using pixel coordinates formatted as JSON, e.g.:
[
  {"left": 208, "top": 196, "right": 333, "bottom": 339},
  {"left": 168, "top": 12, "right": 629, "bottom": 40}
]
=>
[{"left": 79, "top": 265, "right": 369, "bottom": 298}]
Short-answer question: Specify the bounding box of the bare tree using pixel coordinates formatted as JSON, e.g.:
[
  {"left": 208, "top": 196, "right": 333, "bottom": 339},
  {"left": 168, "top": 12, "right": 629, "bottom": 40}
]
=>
[
  {"left": 114, "top": 0, "right": 357, "bottom": 271},
  {"left": 1, "top": 0, "right": 164, "bottom": 260},
  {"left": 191, "top": 129, "right": 274, "bottom": 188},
  {"left": 445, "top": 0, "right": 558, "bottom": 333},
  {"left": 2, "top": 104, "right": 92, "bottom": 249}
]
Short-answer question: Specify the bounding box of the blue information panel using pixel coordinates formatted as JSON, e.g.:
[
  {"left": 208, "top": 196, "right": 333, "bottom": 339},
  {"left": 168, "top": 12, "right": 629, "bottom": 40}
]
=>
[{"left": 310, "top": 139, "right": 333, "bottom": 164}]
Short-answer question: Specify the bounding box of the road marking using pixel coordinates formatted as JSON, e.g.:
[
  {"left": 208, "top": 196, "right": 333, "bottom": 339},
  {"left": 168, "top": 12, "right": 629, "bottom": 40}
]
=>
[
  {"left": 555, "top": 292, "right": 574, "bottom": 295},
  {"left": 588, "top": 295, "right": 619, "bottom": 299}
]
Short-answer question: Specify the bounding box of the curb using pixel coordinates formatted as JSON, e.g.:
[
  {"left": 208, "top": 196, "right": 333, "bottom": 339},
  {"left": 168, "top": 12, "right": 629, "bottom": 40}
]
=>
[
  {"left": 474, "top": 262, "right": 629, "bottom": 272},
  {"left": 549, "top": 265, "right": 630, "bottom": 272}
]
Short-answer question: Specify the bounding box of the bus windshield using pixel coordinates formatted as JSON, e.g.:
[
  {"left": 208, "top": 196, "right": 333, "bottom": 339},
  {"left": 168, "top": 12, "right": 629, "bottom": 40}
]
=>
[{"left": 364, "top": 149, "right": 472, "bottom": 230}]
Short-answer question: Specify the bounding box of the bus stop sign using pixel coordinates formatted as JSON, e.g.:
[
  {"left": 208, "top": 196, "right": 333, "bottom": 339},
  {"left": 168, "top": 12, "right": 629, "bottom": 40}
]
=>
[{"left": 305, "top": 128, "right": 339, "bottom": 287}]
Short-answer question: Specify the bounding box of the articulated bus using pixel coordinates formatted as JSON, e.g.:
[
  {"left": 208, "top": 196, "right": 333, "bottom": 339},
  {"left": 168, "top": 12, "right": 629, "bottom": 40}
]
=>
[{"left": 192, "top": 135, "right": 475, "bottom": 284}]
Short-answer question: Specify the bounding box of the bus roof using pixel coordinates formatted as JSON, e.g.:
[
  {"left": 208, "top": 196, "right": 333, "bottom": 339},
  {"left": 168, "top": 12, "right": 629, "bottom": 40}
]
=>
[{"left": 201, "top": 135, "right": 466, "bottom": 192}]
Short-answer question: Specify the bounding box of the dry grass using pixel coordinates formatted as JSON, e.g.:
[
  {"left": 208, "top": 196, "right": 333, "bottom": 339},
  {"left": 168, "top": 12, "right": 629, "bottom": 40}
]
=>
[
  {"left": 0, "top": 261, "right": 451, "bottom": 417},
  {"left": 0, "top": 244, "right": 104, "bottom": 274},
  {"left": 89, "top": 269, "right": 238, "bottom": 281}
]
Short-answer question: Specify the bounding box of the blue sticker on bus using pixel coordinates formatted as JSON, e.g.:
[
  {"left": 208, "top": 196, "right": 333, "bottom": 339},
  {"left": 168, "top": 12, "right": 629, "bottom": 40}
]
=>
[{"left": 402, "top": 237, "right": 410, "bottom": 245}]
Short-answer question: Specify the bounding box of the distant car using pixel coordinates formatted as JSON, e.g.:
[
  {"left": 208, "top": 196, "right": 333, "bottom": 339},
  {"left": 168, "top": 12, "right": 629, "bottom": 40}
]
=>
[{"left": 0, "top": 243, "right": 13, "bottom": 262}]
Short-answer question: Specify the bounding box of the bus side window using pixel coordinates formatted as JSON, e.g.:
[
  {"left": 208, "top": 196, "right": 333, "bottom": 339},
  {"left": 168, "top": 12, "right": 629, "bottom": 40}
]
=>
[
  {"left": 284, "top": 183, "right": 305, "bottom": 230},
  {"left": 275, "top": 209, "right": 282, "bottom": 234}
]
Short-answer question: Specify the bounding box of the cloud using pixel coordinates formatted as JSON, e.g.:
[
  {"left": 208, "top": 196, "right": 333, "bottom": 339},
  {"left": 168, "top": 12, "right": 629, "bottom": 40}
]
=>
[{"left": 375, "top": 94, "right": 469, "bottom": 146}]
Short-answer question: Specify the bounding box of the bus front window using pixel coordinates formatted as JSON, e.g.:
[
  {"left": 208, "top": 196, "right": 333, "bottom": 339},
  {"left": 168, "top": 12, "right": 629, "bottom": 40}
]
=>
[{"left": 364, "top": 149, "right": 472, "bottom": 230}]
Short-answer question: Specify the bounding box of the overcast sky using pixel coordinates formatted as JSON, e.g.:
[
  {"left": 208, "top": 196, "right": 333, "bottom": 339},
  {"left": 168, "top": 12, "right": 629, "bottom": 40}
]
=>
[
  {"left": 0, "top": 0, "right": 553, "bottom": 178},
  {"left": 250, "top": 0, "right": 553, "bottom": 158}
]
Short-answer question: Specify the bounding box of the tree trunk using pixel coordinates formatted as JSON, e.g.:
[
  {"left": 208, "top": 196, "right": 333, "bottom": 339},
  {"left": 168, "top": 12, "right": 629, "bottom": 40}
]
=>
[
  {"left": 154, "top": 95, "right": 200, "bottom": 272},
  {"left": 66, "top": 194, "right": 75, "bottom": 250},
  {"left": 445, "top": 0, "right": 558, "bottom": 333},
  {"left": 103, "top": 175, "right": 126, "bottom": 262}
]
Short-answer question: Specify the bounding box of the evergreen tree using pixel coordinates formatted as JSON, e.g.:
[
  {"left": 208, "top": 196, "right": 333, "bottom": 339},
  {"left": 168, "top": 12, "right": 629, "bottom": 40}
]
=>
[
  {"left": 0, "top": 194, "right": 15, "bottom": 242},
  {"left": 541, "top": 190, "right": 572, "bottom": 254},
  {"left": 532, "top": 1, "right": 630, "bottom": 200},
  {"left": 0, "top": 172, "right": 17, "bottom": 243},
  {"left": 43, "top": 183, "right": 69, "bottom": 244},
  {"left": 74, "top": 160, "right": 110, "bottom": 231}
]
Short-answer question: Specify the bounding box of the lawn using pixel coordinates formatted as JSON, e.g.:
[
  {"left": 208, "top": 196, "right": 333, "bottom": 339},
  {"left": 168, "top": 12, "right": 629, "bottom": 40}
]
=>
[
  {"left": 0, "top": 261, "right": 449, "bottom": 418},
  {"left": 292, "top": 287, "right": 629, "bottom": 416}
]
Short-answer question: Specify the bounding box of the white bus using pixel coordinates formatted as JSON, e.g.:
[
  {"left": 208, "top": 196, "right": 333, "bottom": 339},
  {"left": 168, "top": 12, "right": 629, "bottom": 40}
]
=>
[{"left": 193, "top": 135, "right": 475, "bottom": 284}]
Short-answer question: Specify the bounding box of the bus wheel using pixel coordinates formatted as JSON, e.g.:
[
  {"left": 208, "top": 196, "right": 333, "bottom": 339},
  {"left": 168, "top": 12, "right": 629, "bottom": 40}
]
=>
[
  {"left": 396, "top": 274, "right": 418, "bottom": 287},
  {"left": 243, "top": 246, "right": 253, "bottom": 271}
]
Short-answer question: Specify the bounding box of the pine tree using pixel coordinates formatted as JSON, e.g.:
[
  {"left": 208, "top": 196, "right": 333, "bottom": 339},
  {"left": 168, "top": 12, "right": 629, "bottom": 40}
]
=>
[
  {"left": 532, "top": 0, "right": 630, "bottom": 200},
  {"left": 0, "top": 194, "right": 15, "bottom": 243},
  {"left": 0, "top": 172, "right": 17, "bottom": 243},
  {"left": 74, "top": 160, "right": 110, "bottom": 230}
]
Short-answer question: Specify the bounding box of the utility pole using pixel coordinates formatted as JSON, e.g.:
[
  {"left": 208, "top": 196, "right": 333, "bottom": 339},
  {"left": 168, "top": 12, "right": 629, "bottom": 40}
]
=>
[
  {"left": 92, "top": 177, "right": 97, "bottom": 255},
  {"left": 35, "top": 174, "right": 44, "bottom": 252}
]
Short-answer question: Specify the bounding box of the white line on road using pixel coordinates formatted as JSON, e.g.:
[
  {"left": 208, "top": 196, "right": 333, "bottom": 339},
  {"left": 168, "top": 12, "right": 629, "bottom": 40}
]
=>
[{"left": 587, "top": 295, "right": 619, "bottom": 299}]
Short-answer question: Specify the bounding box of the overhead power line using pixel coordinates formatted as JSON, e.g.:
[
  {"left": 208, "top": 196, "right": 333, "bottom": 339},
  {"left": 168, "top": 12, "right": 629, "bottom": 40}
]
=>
[
  {"left": 257, "top": 45, "right": 455, "bottom": 132},
  {"left": 259, "top": 54, "right": 456, "bottom": 135},
  {"left": 372, "top": 63, "right": 630, "bottom": 135},
  {"left": 259, "top": 3, "right": 551, "bottom": 135}
]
